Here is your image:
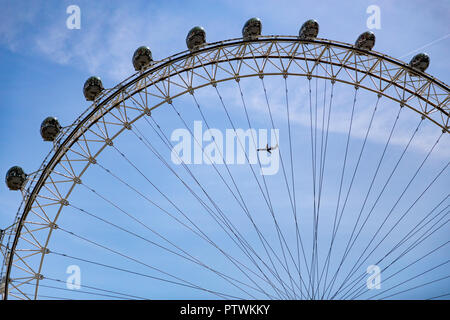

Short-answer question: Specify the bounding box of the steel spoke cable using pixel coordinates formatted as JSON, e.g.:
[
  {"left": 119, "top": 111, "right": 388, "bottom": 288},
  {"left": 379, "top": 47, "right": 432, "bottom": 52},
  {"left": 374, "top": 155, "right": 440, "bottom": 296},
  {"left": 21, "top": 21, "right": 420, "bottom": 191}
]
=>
[
  {"left": 130, "top": 124, "right": 265, "bottom": 265},
  {"left": 344, "top": 214, "right": 450, "bottom": 299},
  {"left": 314, "top": 74, "right": 333, "bottom": 297},
  {"left": 330, "top": 133, "right": 446, "bottom": 298},
  {"left": 94, "top": 156, "right": 244, "bottom": 262},
  {"left": 213, "top": 82, "right": 307, "bottom": 298},
  {"left": 182, "top": 89, "right": 294, "bottom": 297},
  {"left": 50, "top": 250, "right": 242, "bottom": 300},
  {"left": 142, "top": 116, "right": 294, "bottom": 300},
  {"left": 335, "top": 186, "right": 449, "bottom": 300},
  {"left": 351, "top": 199, "right": 450, "bottom": 293},
  {"left": 164, "top": 96, "right": 290, "bottom": 285},
  {"left": 129, "top": 124, "right": 283, "bottom": 299},
  {"left": 14, "top": 280, "right": 139, "bottom": 300},
  {"left": 323, "top": 115, "right": 424, "bottom": 298},
  {"left": 191, "top": 89, "right": 299, "bottom": 299},
  {"left": 177, "top": 94, "right": 253, "bottom": 217},
  {"left": 345, "top": 216, "right": 450, "bottom": 300},
  {"left": 237, "top": 79, "right": 313, "bottom": 298},
  {"left": 135, "top": 117, "right": 277, "bottom": 278},
  {"left": 284, "top": 76, "right": 304, "bottom": 297},
  {"left": 237, "top": 80, "right": 313, "bottom": 298},
  {"left": 383, "top": 200, "right": 449, "bottom": 257},
  {"left": 311, "top": 72, "right": 321, "bottom": 297},
  {"left": 344, "top": 212, "right": 449, "bottom": 299},
  {"left": 316, "top": 81, "right": 337, "bottom": 293},
  {"left": 191, "top": 90, "right": 289, "bottom": 283},
  {"left": 213, "top": 84, "right": 305, "bottom": 297},
  {"left": 259, "top": 76, "right": 304, "bottom": 296},
  {"left": 320, "top": 105, "right": 403, "bottom": 294},
  {"left": 79, "top": 178, "right": 223, "bottom": 261},
  {"left": 335, "top": 185, "right": 447, "bottom": 301},
  {"left": 374, "top": 265, "right": 450, "bottom": 300},
  {"left": 427, "top": 293, "right": 450, "bottom": 300},
  {"left": 165, "top": 99, "right": 253, "bottom": 222},
  {"left": 67, "top": 202, "right": 262, "bottom": 299},
  {"left": 320, "top": 87, "right": 359, "bottom": 297},
  {"left": 44, "top": 276, "right": 150, "bottom": 300},
  {"left": 341, "top": 206, "right": 450, "bottom": 300},
  {"left": 260, "top": 77, "right": 309, "bottom": 298},
  {"left": 334, "top": 94, "right": 381, "bottom": 244},
  {"left": 260, "top": 77, "right": 302, "bottom": 294},
  {"left": 79, "top": 178, "right": 275, "bottom": 298},
  {"left": 87, "top": 151, "right": 281, "bottom": 298},
  {"left": 361, "top": 241, "right": 449, "bottom": 300},
  {"left": 315, "top": 79, "right": 337, "bottom": 295},
  {"left": 316, "top": 93, "right": 380, "bottom": 296},
  {"left": 235, "top": 81, "right": 283, "bottom": 228},
  {"left": 307, "top": 77, "right": 319, "bottom": 296},
  {"left": 321, "top": 87, "right": 359, "bottom": 290},
  {"left": 152, "top": 102, "right": 295, "bottom": 300},
  {"left": 284, "top": 75, "right": 322, "bottom": 298},
  {"left": 54, "top": 226, "right": 243, "bottom": 300},
  {"left": 165, "top": 101, "right": 250, "bottom": 219},
  {"left": 113, "top": 139, "right": 271, "bottom": 286},
  {"left": 144, "top": 115, "right": 294, "bottom": 299},
  {"left": 19, "top": 292, "right": 72, "bottom": 300}
]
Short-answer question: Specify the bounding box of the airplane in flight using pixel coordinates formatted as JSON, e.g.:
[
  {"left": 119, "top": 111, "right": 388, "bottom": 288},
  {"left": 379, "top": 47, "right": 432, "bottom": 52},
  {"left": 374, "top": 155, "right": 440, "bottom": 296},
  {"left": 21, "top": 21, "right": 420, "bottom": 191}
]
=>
[{"left": 257, "top": 143, "right": 278, "bottom": 154}]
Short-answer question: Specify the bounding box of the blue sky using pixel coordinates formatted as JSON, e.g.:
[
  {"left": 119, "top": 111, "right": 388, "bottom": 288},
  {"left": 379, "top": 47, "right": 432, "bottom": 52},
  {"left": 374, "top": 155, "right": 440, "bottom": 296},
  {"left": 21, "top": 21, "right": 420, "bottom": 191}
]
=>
[{"left": 0, "top": 0, "right": 449, "bottom": 300}]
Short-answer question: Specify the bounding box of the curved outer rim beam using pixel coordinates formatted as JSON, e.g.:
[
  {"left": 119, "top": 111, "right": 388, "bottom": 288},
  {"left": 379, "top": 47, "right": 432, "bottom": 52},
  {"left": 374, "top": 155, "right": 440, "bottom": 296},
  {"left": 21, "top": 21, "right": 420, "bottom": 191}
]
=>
[{"left": 2, "top": 35, "right": 449, "bottom": 300}]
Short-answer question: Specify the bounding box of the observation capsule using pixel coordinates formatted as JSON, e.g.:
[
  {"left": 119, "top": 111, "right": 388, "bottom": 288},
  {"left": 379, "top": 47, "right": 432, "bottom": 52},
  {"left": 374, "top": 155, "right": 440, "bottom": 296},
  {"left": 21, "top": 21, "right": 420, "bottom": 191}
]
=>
[
  {"left": 299, "top": 19, "right": 319, "bottom": 39},
  {"left": 83, "top": 76, "right": 104, "bottom": 101},
  {"left": 40, "top": 117, "right": 62, "bottom": 142},
  {"left": 355, "top": 31, "right": 375, "bottom": 51},
  {"left": 409, "top": 53, "right": 430, "bottom": 73},
  {"left": 186, "top": 26, "right": 206, "bottom": 50},
  {"left": 5, "top": 166, "right": 27, "bottom": 191},
  {"left": 242, "top": 18, "right": 262, "bottom": 39},
  {"left": 132, "top": 46, "right": 153, "bottom": 71}
]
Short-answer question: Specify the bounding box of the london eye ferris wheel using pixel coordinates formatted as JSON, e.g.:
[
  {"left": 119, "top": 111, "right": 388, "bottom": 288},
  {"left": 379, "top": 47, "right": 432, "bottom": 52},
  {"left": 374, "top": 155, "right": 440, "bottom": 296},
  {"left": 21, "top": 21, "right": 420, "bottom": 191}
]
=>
[{"left": 0, "top": 16, "right": 449, "bottom": 300}]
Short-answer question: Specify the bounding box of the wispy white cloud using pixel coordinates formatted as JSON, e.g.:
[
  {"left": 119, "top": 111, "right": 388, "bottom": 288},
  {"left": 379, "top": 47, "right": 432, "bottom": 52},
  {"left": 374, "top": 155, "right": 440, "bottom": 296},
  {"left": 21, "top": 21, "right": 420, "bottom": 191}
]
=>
[
  {"left": 1, "top": 1, "right": 448, "bottom": 156},
  {"left": 214, "top": 77, "right": 449, "bottom": 158},
  {"left": 1, "top": 2, "right": 191, "bottom": 81},
  {"left": 0, "top": 1, "right": 41, "bottom": 51}
]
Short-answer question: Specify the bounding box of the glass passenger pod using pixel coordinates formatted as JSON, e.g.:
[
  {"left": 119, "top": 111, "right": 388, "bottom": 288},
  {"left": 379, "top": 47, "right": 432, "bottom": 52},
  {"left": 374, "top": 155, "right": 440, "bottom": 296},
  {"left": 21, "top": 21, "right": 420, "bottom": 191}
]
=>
[
  {"left": 40, "top": 116, "right": 62, "bottom": 142},
  {"left": 83, "top": 76, "right": 104, "bottom": 101},
  {"left": 408, "top": 53, "right": 430, "bottom": 76},
  {"left": 186, "top": 26, "right": 206, "bottom": 51},
  {"left": 133, "top": 46, "right": 153, "bottom": 71},
  {"left": 355, "top": 31, "right": 376, "bottom": 53},
  {"left": 242, "top": 18, "right": 262, "bottom": 40},
  {"left": 299, "top": 19, "right": 319, "bottom": 40},
  {"left": 5, "top": 166, "right": 27, "bottom": 191}
]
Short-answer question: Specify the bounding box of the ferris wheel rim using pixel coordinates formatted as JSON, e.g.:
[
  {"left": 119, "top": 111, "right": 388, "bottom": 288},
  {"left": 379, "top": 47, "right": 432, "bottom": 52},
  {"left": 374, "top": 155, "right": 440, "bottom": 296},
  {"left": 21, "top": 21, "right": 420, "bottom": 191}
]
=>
[{"left": 2, "top": 35, "right": 449, "bottom": 300}]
